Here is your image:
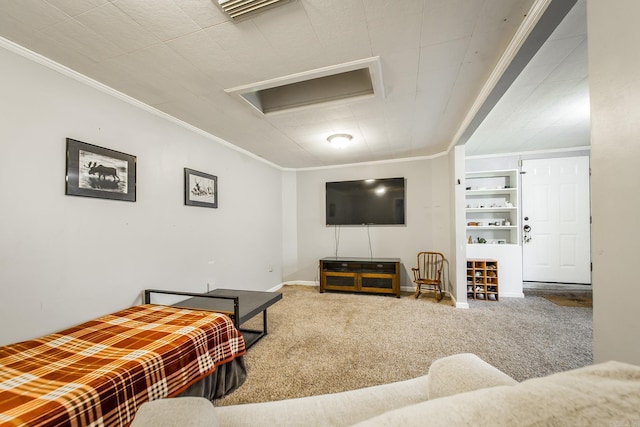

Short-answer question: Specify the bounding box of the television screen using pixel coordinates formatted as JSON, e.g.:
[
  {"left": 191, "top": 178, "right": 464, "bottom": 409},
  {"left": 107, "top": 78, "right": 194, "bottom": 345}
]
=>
[{"left": 326, "top": 177, "right": 405, "bottom": 226}]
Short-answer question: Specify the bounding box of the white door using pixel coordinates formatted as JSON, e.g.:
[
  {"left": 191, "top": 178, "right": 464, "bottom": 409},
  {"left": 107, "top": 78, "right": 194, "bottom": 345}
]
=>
[{"left": 521, "top": 157, "right": 591, "bottom": 284}]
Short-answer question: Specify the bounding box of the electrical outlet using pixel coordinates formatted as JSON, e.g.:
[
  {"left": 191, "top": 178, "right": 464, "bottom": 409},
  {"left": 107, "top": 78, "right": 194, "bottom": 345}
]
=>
[{"left": 268, "top": 265, "right": 274, "bottom": 272}]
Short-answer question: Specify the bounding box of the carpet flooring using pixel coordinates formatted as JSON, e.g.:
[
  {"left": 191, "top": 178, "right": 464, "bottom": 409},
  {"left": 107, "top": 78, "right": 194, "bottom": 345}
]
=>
[{"left": 216, "top": 284, "right": 592, "bottom": 406}]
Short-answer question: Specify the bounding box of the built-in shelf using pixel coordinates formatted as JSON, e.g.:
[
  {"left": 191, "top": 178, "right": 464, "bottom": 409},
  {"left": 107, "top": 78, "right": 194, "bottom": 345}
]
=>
[
  {"left": 466, "top": 170, "right": 516, "bottom": 179},
  {"left": 466, "top": 207, "right": 517, "bottom": 213},
  {"left": 465, "top": 168, "right": 523, "bottom": 299},
  {"left": 465, "top": 188, "right": 516, "bottom": 196},
  {"left": 466, "top": 225, "right": 518, "bottom": 231},
  {"left": 466, "top": 170, "right": 519, "bottom": 245}
]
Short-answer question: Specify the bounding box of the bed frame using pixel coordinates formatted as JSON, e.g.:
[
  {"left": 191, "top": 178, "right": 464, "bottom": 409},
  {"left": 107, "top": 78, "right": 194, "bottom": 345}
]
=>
[{"left": 143, "top": 289, "right": 240, "bottom": 327}]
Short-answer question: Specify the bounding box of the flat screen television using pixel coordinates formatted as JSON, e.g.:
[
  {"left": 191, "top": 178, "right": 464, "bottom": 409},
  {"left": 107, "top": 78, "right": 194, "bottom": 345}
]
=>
[{"left": 325, "top": 177, "right": 405, "bottom": 226}]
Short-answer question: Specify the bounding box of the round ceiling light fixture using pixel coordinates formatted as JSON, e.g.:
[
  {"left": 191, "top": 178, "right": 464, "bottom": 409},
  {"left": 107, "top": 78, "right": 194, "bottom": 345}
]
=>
[{"left": 327, "top": 133, "right": 352, "bottom": 149}]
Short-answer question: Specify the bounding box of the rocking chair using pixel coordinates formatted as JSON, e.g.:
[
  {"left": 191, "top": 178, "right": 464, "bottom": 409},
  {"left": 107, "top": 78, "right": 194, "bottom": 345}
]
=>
[{"left": 412, "top": 251, "right": 445, "bottom": 301}]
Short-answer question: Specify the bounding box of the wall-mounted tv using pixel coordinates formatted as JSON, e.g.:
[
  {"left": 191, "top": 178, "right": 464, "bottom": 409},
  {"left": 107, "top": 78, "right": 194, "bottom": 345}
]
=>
[{"left": 326, "top": 177, "right": 405, "bottom": 226}]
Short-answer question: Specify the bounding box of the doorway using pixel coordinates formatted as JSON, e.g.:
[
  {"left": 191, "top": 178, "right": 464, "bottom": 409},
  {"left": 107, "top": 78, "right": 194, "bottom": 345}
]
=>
[{"left": 521, "top": 156, "right": 591, "bottom": 284}]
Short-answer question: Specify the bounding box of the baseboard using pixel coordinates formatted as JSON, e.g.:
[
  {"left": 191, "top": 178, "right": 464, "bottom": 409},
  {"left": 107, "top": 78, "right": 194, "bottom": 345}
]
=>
[
  {"left": 500, "top": 292, "right": 525, "bottom": 298},
  {"left": 452, "top": 293, "right": 470, "bottom": 309},
  {"left": 274, "top": 282, "right": 472, "bottom": 308},
  {"left": 270, "top": 281, "right": 318, "bottom": 292}
]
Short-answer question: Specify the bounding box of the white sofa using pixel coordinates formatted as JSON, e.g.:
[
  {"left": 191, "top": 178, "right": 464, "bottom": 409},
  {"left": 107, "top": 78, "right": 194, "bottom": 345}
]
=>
[{"left": 132, "top": 353, "right": 640, "bottom": 426}]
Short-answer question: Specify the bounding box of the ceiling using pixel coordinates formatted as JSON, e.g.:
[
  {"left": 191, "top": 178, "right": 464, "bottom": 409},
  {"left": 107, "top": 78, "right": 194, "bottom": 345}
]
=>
[
  {"left": 465, "top": 0, "right": 588, "bottom": 156},
  {"left": 0, "top": 0, "right": 589, "bottom": 169}
]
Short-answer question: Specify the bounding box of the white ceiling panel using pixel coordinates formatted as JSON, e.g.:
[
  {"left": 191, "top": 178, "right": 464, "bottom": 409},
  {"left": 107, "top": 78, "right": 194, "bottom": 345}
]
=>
[
  {"left": 0, "top": 0, "right": 589, "bottom": 168},
  {"left": 74, "top": 3, "right": 161, "bottom": 53},
  {"left": 466, "top": 0, "right": 589, "bottom": 157},
  {"left": 39, "top": 17, "right": 124, "bottom": 62},
  {"left": 410, "top": 114, "right": 440, "bottom": 150},
  {"left": 0, "top": 13, "right": 53, "bottom": 54},
  {"left": 203, "top": 20, "right": 289, "bottom": 80},
  {"left": 302, "top": 0, "right": 371, "bottom": 62},
  {"left": 44, "top": 0, "right": 110, "bottom": 18},
  {"left": 477, "top": 0, "right": 535, "bottom": 30},
  {"left": 175, "top": 0, "right": 229, "bottom": 29},
  {"left": 421, "top": 0, "right": 483, "bottom": 46},
  {"left": 419, "top": 36, "right": 470, "bottom": 74},
  {"left": 166, "top": 31, "right": 257, "bottom": 88},
  {"left": 112, "top": 0, "right": 201, "bottom": 42},
  {"left": 252, "top": 2, "right": 325, "bottom": 71},
  {"left": 3, "top": 0, "right": 68, "bottom": 31},
  {"left": 526, "top": 34, "right": 584, "bottom": 70},
  {"left": 545, "top": 39, "right": 587, "bottom": 82},
  {"left": 380, "top": 48, "right": 420, "bottom": 98},
  {"left": 363, "top": 0, "right": 424, "bottom": 57},
  {"left": 111, "top": 45, "right": 203, "bottom": 96}
]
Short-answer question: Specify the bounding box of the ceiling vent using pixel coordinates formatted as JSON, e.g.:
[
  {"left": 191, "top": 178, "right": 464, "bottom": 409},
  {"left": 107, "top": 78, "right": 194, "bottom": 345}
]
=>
[
  {"left": 225, "top": 57, "right": 385, "bottom": 115},
  {"left": 216, "top": 0, "right": 294, "bottom": 21}
]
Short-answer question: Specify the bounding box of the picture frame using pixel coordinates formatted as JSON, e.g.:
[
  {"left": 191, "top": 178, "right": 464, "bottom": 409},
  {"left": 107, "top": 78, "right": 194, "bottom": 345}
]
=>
[
  {"left": 65, "top": 138, "right": 136, "bottom": 202},
  {"left": 184, "top": 168, "right": 218, "bottom": 208}
]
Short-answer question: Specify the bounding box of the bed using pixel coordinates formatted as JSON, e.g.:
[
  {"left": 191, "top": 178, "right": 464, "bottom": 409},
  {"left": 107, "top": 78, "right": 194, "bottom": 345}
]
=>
[{"left": 0, "top": 304, "right": 246, "bottom": 426}]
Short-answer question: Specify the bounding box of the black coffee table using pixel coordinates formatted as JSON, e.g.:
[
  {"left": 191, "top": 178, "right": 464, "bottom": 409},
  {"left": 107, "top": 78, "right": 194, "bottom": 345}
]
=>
[{"left": 144, "top": 288, "right": 282, "bottom": 349}]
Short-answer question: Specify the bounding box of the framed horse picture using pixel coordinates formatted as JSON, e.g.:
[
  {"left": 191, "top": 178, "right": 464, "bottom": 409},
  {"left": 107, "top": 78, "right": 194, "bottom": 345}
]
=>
[
  {"left": 184, "top": 168, "right": 218, "bottom": 208},
  {"left": 65, "top": 138, "right": 136, "bottom": 202}
]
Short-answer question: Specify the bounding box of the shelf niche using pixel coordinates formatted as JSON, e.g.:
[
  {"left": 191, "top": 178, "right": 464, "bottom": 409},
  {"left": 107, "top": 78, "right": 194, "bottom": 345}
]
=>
[{"left": 465, "top": 169, "right": 519, "bottom": 245}]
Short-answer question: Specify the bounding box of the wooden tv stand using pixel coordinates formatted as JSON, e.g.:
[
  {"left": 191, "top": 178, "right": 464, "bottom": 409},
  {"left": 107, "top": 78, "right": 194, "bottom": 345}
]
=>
[{"left": 319, "top": 257, "right": 401, "bottom": 298}]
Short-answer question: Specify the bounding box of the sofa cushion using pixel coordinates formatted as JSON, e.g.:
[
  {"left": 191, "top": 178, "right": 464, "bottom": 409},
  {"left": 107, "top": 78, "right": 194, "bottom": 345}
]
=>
[
  {"left": 216, "top": 374, "right": 430, "bottom": 427},
  {"left": 426, "top": 353, "right": 518, "bottom": 399},
  {"left": 355, "top": 361, "right": 640, "bottom": 426},
  {"left": 131, "top": 396, "right": 220, "bottom": 427}
]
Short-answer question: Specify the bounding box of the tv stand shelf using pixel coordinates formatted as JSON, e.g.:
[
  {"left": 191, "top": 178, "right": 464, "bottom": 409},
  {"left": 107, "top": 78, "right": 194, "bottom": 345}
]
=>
[{"left": 319, "top": 257, "right": 401, "bottom": 298}]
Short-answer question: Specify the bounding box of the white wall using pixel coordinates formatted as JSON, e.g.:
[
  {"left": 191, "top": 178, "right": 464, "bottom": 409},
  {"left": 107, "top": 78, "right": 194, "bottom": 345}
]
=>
[
  {"left": 588, "top": 0, "right": 640, "bottom": 365},
  {"left": 291, "top": 156, "right": 451, "bottom": 290},
  {"left": 281, "top": 170, "right": 298, "bottom": 280},
  {"left": 465, "top": 149, "right": 590, "bottom": 173},
  {"left": 0, "top": 44, "right": 283, "bottom": 346}
]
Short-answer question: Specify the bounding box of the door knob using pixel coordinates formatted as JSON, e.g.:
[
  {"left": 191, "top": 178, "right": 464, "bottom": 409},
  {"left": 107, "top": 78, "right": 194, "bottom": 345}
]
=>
[{"left": 523, "top": 224, "right": 532, "bottom": 243}]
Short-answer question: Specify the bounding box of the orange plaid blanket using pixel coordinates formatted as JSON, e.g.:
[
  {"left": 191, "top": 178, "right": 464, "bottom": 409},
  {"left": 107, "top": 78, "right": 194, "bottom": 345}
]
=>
[{"left": 0, "top": 304, "right": 246, "bottom": 426}]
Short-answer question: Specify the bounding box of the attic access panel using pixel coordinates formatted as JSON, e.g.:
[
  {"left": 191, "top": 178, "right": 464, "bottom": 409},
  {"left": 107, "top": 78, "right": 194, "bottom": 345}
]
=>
[{"left": 225, "top": 57, "right": 385, "bottom": 115}]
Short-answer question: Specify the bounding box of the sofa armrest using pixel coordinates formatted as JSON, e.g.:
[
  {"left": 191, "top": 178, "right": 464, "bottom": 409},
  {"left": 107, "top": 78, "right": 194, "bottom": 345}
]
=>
[
  {"left": 427, "top": 353, "right": 517, "bottom": 399},
  {"left": 131, "top": 397, "right": 219, "bottom": 427},
  {"left": 217, "top": 375, "right": 430, "bottom": 427},
  {"left": 356, "top": 361, "right": 640, "bottom": 427}
]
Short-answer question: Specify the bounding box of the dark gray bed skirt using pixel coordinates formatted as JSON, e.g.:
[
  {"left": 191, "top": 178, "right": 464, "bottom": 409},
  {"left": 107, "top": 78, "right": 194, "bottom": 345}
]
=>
[{"left": 179, "top": 356, "right": 247, "bottom": 400}]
